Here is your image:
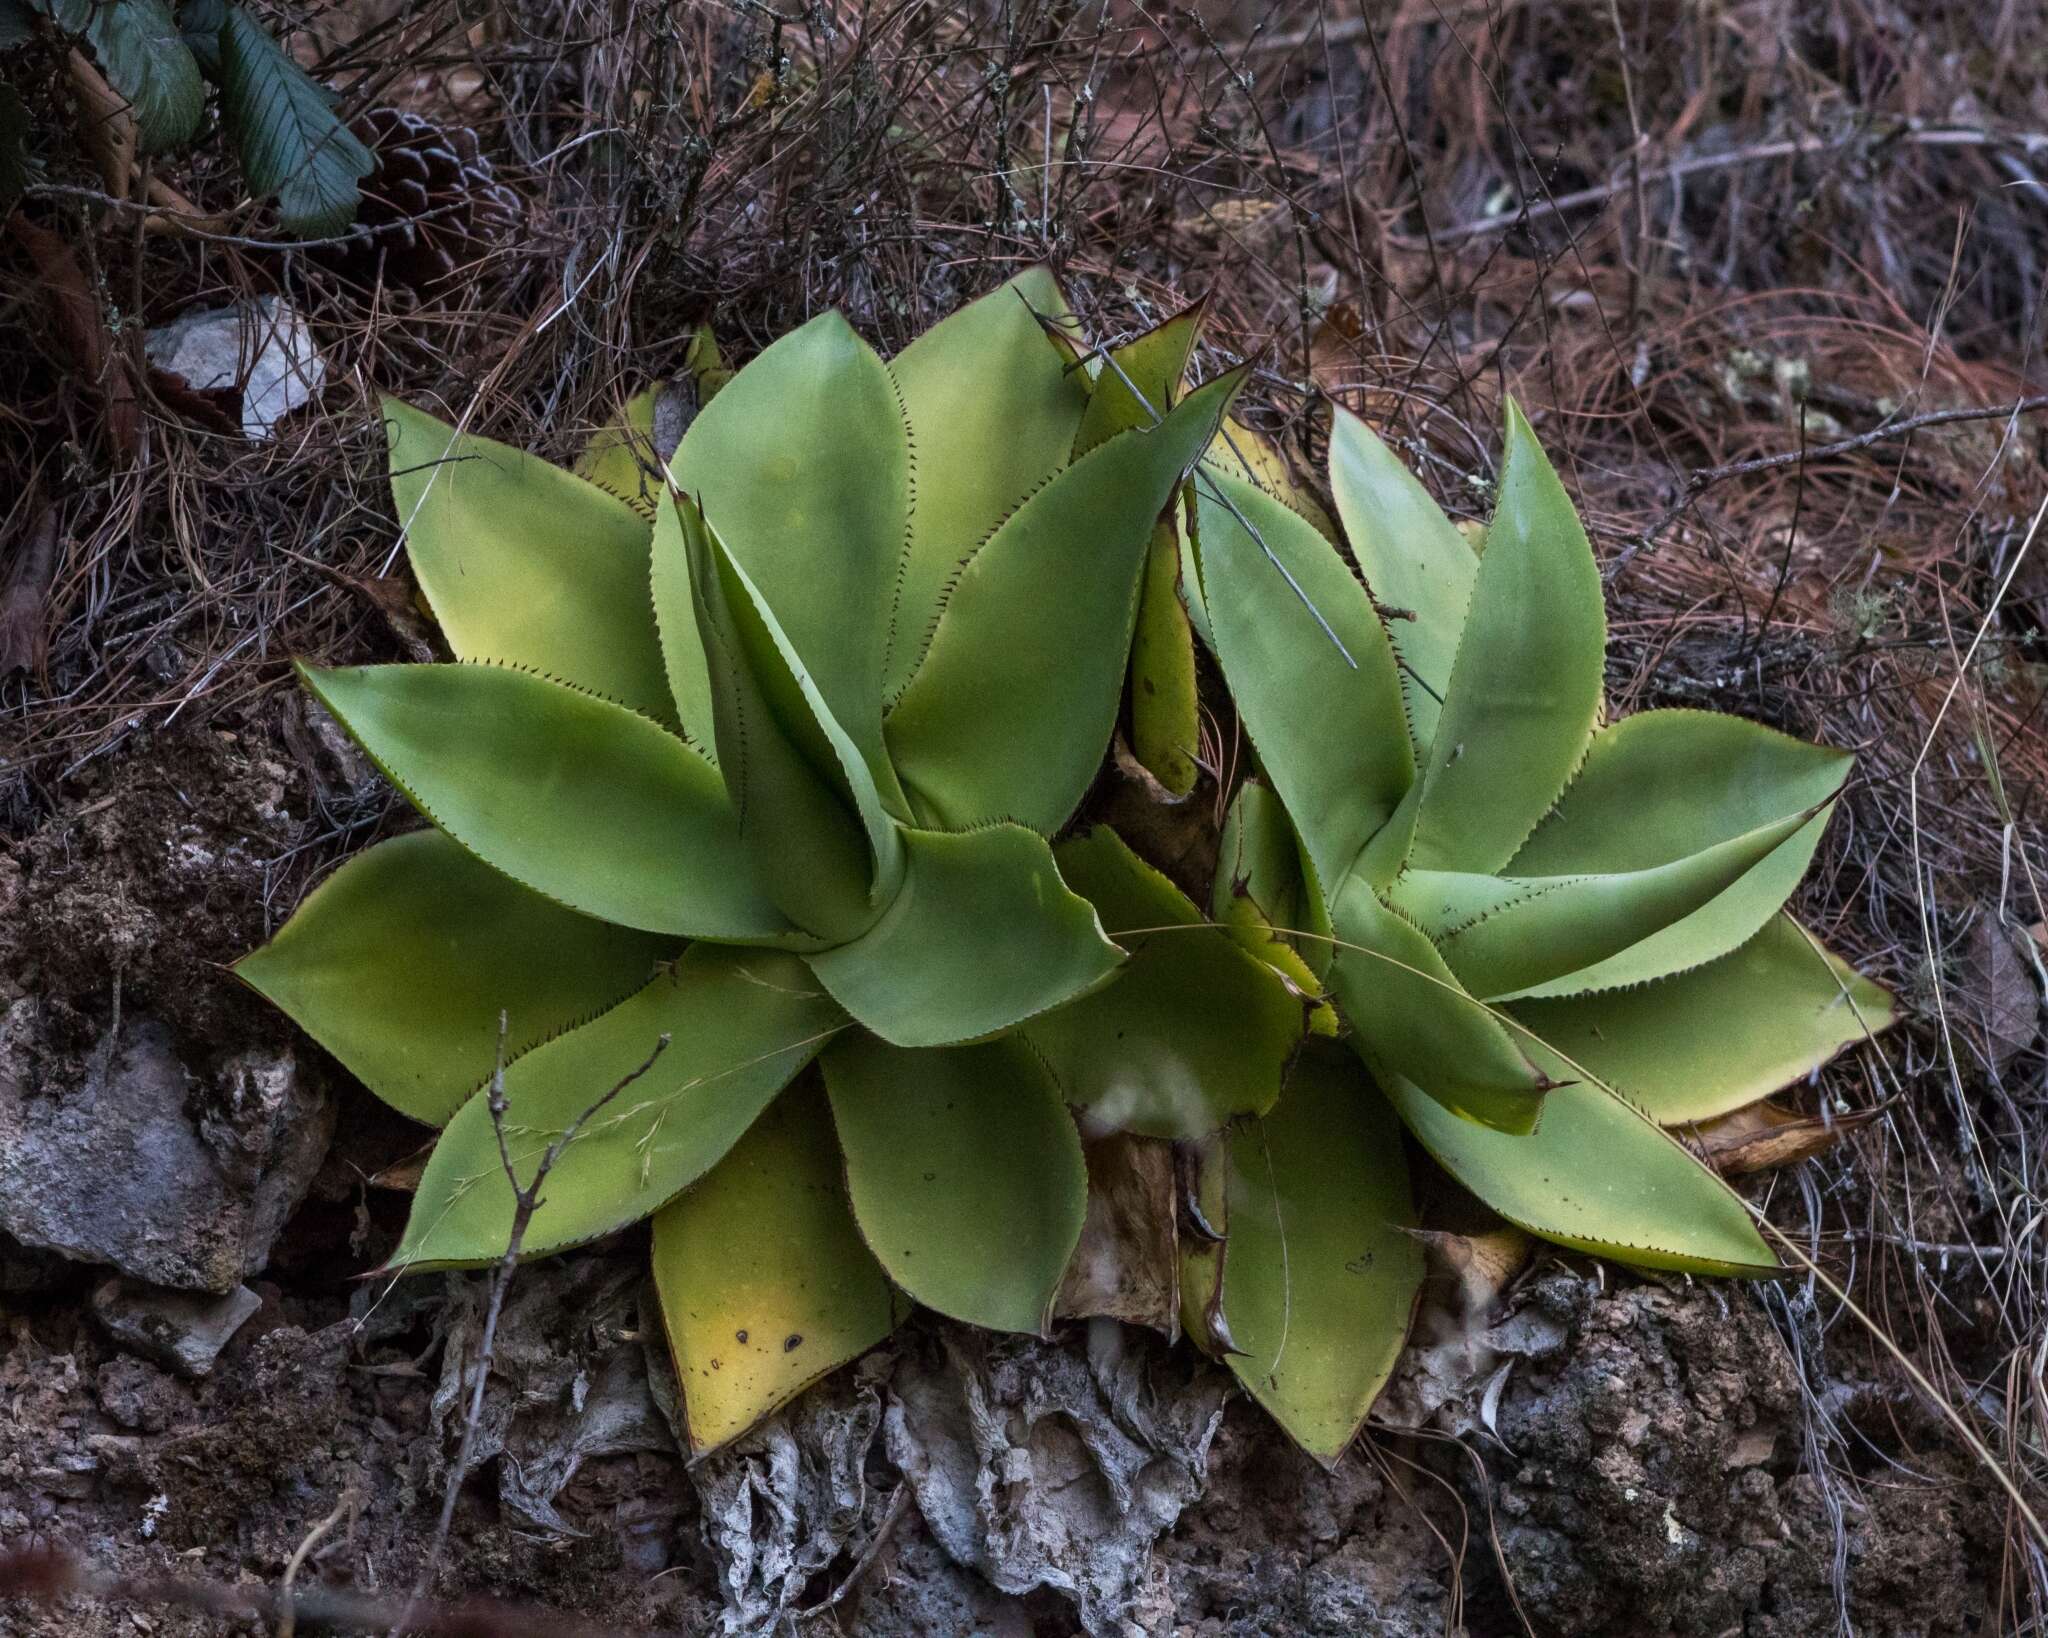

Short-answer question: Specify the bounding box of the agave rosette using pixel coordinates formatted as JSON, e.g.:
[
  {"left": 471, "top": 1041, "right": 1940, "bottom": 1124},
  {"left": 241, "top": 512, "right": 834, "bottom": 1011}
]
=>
[
  {"left": 239, "top": 271, "right": 1310, "bottom": 1451},
  {"left": 1177, "top": 399, "right": 1895, "bottom": 1461}
]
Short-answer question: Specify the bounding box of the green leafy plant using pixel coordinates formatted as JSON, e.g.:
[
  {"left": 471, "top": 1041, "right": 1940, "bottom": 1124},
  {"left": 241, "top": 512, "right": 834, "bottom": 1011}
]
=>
[
  {"left": 239, "top": 271, "right": 1312, "bottom": 1451},
  {"left": 1180, "top": 398, "right": 1896, "bottom": 1459},
  {"left": 1, "top": 0, "right": 371, "bottom": 232}
]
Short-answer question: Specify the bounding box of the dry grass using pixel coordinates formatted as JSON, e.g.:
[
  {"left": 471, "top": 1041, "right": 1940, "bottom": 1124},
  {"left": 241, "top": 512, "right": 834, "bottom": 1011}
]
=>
[{"left": 5, "top": 0, "right": 2048, "bottom": 1623}]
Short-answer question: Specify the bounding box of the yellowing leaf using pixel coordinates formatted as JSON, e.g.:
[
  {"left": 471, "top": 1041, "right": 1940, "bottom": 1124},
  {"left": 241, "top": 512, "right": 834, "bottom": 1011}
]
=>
[
  {"left": 1508, "top": 914, "right": 1895, "bottom": 1124},
  {"left": 651, "top": 1076, "right": 900, "bottom": 1452}
]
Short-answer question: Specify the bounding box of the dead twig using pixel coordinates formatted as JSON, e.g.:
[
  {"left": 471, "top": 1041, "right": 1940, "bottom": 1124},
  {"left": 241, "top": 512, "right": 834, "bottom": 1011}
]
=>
[
  {"left": 386, "top": 1017, "right": 672, "bottom": 1638},
  {"left": 277, "top": 1487, "right": 355, "bottom": 1638},
  {"left": 794, "top": 1484, "right": 913, "bottom": 1622}
]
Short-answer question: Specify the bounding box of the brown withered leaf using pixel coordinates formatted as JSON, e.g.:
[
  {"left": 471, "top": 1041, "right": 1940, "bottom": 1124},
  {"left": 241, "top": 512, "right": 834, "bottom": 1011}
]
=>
[
  {"left": 1307, "top": 299, "right": 1366, "bottom": 395},
  {"left": 1961, "top": 914, "right": 2041, "bottom": 1071},
  {"left": 7, "top": 211, "right": 138, "bottom": 459},
  {"left": 368, "top": 1144, "right": 432, "bottom": 1193},
  {"left": 347, "top": 573, "right": 438, "bottom": 662},
  {"left": 1688, "top": 1099, "right": 1882, "bottom": 1177},
  {"left": 1377, "top": 1223, "right": 1538, "bottom": 1434},
  {"left": 0, "top": 505, "right": 59, "bottom": 677},
  {"left": 1054, "top": 1132, "right": 1179, "bottom": 1339}
]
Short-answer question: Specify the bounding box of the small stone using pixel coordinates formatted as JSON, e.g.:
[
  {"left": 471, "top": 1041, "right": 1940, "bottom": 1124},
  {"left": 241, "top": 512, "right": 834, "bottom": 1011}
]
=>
[
  {"left": 0, "top": 1004, "right": 334, "bottom": 1290},
  {"left": 142, "top": 296, "right": 324, "bottom": 441},
  {"left": 91, "top": 1278, "right": 261, "bottom": 1379},
  {"left": 95, "top": 1356, "right": 193, "bottom": 1432}
]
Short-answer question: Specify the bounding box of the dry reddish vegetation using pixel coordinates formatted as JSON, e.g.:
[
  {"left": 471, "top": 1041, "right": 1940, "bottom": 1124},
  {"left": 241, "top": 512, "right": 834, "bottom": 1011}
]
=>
[{"left": 2, "top": 2, "right": 2046, "bottom": 1632}]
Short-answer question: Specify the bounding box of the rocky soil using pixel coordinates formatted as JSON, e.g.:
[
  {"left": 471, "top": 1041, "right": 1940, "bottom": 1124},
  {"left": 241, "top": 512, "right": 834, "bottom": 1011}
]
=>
[{"left": 0, "top": 712, "right": 2004, "bottom": 1636}]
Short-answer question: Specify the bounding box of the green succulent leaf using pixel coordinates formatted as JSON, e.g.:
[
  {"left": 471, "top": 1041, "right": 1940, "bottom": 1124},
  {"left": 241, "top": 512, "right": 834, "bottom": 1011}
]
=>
[
  {"left": 678, "top": 495, "right": 903, "bottom": 942},
  {"left": 1202, "top": 415, "right": 1339, "bottom": 540},
  {"left": 1213, "top": 777, "right": 1335, "bottom": 992},
  {"left": 54, "top": 0, "right": 203, "bottom": 151},
  {"left": 650, "top": 1074, "right": 900, "bottom": 1453},
  {"left": 236, "top": 830, "right": 674, "bottom": 1127},
  {"left": 649, "top": 490, "right": 719, "bottom": 760},
  {"left": 215, "top": 3, "right": 373, "bottom": 234},
  {"left": 383, "top": 399, "right": 674, "bottom": 724},
  {"left": 1024, "top": 826, "right": 1303, "bottom": 1139},
  {"left": 1325, "top": 870, "right": 1548, "bottom": 1134},
  {"left": 1327, "top": 406, "right": 1477, "bottom": 752},
  {"left": 1128, "top": 517, "right": 1203, "bottom": 799},
  {"left": 1192, "top": 463, "right": 1413, "bottom": 894},
  {"left": 668, "top": 312, "right": 908, "bottom": 794},
  {"left": 1498, "top": 709, "right": 1852, "bottom": 996},
  {"left": 884, "top": 267, "right": 1088, "bottom": 700},
  {"left": 1414, "top": 801, "right": 1827, "bottom": 1002},
  {"left": 392, "top": 947, "right": 846, "bottom": 1269},
  {"left": 805, "top": 822, "right": 1122, "bottom": 1047},
  {"left": 1405, "top": 399, "right": 1604, "bottom": 876},
  {"left": 573, "top": 385, "right": 662, "bottom": 519},
  {"left": 1219, "top": 1041, "right": 1424, "bottom": 1464},
  {"left": 825, "top": 1034, "right": 1086, "bottom": 1334},
  {"left": 301, "top": 663, "right": 803, "bottom": 943},
  {"left": 1071, "top": 303, "right": 1204, "bottom": 457},
  {"left": 1508, "top": 914, "right": 1895, "bottom": 1124},
  {"left": 885, "top": 368, "right": 1244, "bottom": 834},
  {"left": 1382, "top": 1070, "right": 1780, "bottom": 1276}
]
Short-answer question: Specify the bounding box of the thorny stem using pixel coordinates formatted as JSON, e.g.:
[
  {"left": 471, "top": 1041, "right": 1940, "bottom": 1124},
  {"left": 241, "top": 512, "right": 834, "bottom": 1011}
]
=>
[{"left": 387, "top": 1017, "right": 672, "bottom": 1638}]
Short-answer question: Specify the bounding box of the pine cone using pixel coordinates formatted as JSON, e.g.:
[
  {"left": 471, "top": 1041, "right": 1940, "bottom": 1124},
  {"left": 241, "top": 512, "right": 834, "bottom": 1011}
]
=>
[{"left": 322, "top": 108, "right": 520, "bottom": 292}]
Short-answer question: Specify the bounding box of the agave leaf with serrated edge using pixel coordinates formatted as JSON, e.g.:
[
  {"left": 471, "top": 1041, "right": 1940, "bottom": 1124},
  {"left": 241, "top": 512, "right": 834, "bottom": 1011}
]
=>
[
  {"left": 300, "top": 663, "right": 805, "bottom": 944},
  {"left": 885, "top": 367, "right": 1245, "bottom": 833},
  {"left": 234, "top": 830, "right": 674, "bottom": 1126},
  {"left": 667, "top": 311, "right": 908, "bottom": 798},
  {"left": 1071, "top": 303, "right": 1204, "bottom": 458},
  {"left": 383, "top": 399, "right": 675, "bottom": 723},
  {"left": 678, "top": 494, "right": 902, "bottom": 942},
  {"left": 1190, "top": 462, "right": 1412, "bottom": 893},
  {"left": 1412, "top": 800, "right": 1827, "bottom": 1002},
  {"left": 883, "top": 267, "right": 1088, "bottom": 701},
  {"left": 805, "top": 822, "right": 1122, "bottom": 1048},
  {"left": 1327, "top": 407, "right": 1476, "bottom": 752},
  {"left": 650, "top": 1074, "right": 901, "bottom": 1452},
  {"left": 1509, "top": 914, "right": 1895, "bottom": 1124},
  {"left": 392, "top": 947, "right": 847, "bottom": 1269},
  {"left": 825, "top": 1033, "right": 1086, "bottom": 1335},
  {"left": 1024, "top": 826, "right": 1304, "bottom": 1139},
  {"left": 1401, "top": 399, "right": 1604, "bottom": 876},
  {"left": 1498, "top": 710, "right": 1851, "bottom": 997},
  {"left": 1382, "top": 1070, "right": 1779, "bottom": 1275},
  {"left": 1324, "top": 869, "right": 1548, "bottom": 1133},
  {"left": 1218, "top": 1040, "right": 1423, "bottom": 1464}
]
